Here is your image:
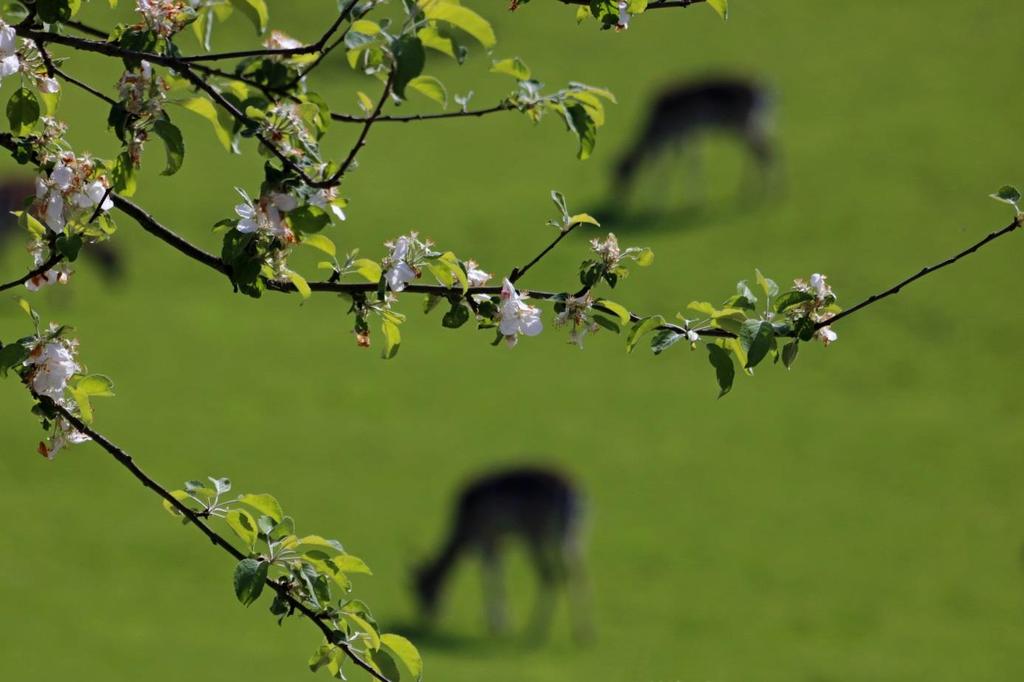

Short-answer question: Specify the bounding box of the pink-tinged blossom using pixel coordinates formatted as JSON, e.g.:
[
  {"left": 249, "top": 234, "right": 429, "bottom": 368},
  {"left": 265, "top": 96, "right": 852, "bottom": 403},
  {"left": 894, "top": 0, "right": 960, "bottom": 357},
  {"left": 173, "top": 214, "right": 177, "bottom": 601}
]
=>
[{"left": 499, "top": 279, "right": 543, "bottom": 346}]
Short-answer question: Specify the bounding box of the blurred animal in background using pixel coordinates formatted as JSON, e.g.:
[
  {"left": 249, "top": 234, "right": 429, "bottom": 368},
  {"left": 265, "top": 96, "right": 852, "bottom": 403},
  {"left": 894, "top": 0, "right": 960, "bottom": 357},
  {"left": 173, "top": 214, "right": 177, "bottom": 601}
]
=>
[
  {"left": 614, "top": 76, "right": 777, "bottom": 205},
  {"left": 412, "top": 466, "right": 590, "bottom": 642},
  {"left": 0, "top": 176, "right": 123, "bottom": 283}
]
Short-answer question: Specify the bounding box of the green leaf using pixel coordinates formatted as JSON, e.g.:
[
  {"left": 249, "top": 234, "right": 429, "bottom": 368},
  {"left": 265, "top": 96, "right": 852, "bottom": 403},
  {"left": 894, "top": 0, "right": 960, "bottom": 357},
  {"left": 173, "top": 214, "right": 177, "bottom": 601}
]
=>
[
  {"left": 343, "top": 611, "right": 381, "bottom": 650},
  {"left": 754, "top": 268, "right": 779, "bottom": 298},
  {"left": 381, "top": 633, "right": 423, "bottom": 681},
  {"left": 568, "top": 213, "right": 600, "bottom": 227},
  {"left": 381, "top": 318, "right": 401, "bottom": 359},
  {"left": 0, "top": 342, "right": 28, "bottom": 377},
  {"left": 420, "top": 0, "right": 496, "bottom": 48},
  {"left": 151, "top": 118, "right": 185, "bottom": 176},
  {"left": 634, "top": 247, "right": 654, "bottom": 267},
  {"left": 650, "top": 330, "right": 684, "bottom": 355},
  {"left": 564, "top": 103, "right": 597, "bottom": 160},
  {"left": 332, "top": 554, "right": 372, "bottom": 575},
  {"left": 407, "top": 75, "right": 447, "bottom": 107},
  {"left": 990, "top": 185, "right": 1021, "bottom": 209},
  {"left": 289, "top": 205, "right": 332, "bottom": 233},
  {"left": 226, "top": 509, "right": 259, "bottom": 548},
  {"left": 595, "top": 299, "right": 630, "bottom": 324},
  {"left": 442, "top": 301, "right": 470, "bottom": 328},
  {"left": 490, "top": 57, "right": 530, "bottom": 80},
  {"left": 237, "top": 493, "right": 283, "bottom": 523},
  {"left": 302, "top": 233, "right": 336, "bottom": 257},
  {"left": 7, "top": 87, "right": 40, "bottom": 136},
  {"left": 739, "top": 319, "right": 775, "bottom": 369},
  {"left": 781, "top": 340, "right": 799, "bottom": 369},
  {"left": 74, "top": 374, "right": 115, "bottom": 397},
  {"left": 160, "top": 489, "right": 191, "bottom": 517},
  {"left": 707, "top": 0, "right": 728, "bottom": 20},
  {"left": 233, "top": 558, "right": 268, "bottom": 606},
  {"left": 707, "top": 344, "right": 735, "bottom": 398},
  {"left": 309, "top": 644, "right": 335, "bottom": 673},
  {"left": 625, "top": 315, "right": 665, "bottom": 353},
  {"left": 392, "top": 35, "right": 426, "bottom": 100},
  {"left": 178, "top": 96, "right": 233, "bottom": 151},
  {"left": 111, "top": 151, "right": 137, "bottom": 197},
  {"left": 286, "top": 269, "right": 312, "bottom": 300},
  {"left": 229, "top": 0, "right": 268, "bottom": 34},
  {"left": 773, "top": 290, "right": 814, "bottom": 312},
  {"left": 351, "top": 258, "right": 382, "bottom": 282},
  {"left": 372, "top": 650, "right": 403, "bottom": 682}
]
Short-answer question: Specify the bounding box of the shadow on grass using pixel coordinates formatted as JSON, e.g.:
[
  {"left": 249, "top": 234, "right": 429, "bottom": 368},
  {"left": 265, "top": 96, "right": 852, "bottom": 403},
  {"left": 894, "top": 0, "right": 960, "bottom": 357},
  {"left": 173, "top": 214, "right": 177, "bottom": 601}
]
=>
[
  {"left": 584, "top": 194, "right": 773, "bottom": 236},
  {"left": 386, "top": 620, "right": 586, "bottom": 655}
]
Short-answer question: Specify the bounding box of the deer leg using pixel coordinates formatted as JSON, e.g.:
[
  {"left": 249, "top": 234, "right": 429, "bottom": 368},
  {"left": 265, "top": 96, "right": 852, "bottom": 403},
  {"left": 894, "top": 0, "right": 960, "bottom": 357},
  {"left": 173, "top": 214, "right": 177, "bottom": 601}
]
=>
[
  {"left": 564, "top": 537, "right": 593, "bottom": 644},
  {"left": 480, "top": 544, "right": 508, "bottom": 635},
  {"left": 525, "top": 543, "right": 559, "bottom": 642}
]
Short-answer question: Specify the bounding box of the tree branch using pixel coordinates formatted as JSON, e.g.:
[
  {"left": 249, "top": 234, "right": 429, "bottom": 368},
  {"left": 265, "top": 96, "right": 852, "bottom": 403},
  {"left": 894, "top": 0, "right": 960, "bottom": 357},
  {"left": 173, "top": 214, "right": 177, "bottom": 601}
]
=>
[
  {"left": 42, "top": 398, "right": 393, "bottom": 682},
  {"left": 509, "top": 223, "right": 581, "bottom": 284},
  {"left": 0, "top": 252, "right": 63, "bottom": 293},
  {"left": 819, "top": 216, "right": 1023, "bottom": 330},
  {"left": 330, "top": 102, "right": 515, "bottom": 124},
  {"left": 322, "top": 70, "right": 395, "bottom": 187}
]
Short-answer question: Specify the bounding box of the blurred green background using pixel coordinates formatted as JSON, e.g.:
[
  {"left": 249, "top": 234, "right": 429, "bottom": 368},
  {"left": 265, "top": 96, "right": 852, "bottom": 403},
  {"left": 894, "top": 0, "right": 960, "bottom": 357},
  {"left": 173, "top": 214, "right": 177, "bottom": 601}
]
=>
[{"left": 3, "top": 1, "right": 1024, "bottom": 680}]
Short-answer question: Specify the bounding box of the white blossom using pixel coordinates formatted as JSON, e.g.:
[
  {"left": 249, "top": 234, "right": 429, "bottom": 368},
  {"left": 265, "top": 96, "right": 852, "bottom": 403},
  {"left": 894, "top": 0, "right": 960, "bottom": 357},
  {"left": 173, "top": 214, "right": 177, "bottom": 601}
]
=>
[
  {"left": 309, "top": 186, "right": 347, "bottom": 221},
  {"left": 817, "top": 326, "right": 838, "bottom": 346},
  {"left": 686, "top": 329, "right": 701, "bottom": 343},
  {"left": 24, "top": 337, "right": 79, "bottom": 402},
  {"left": 499, "top": 278, "right": 543, "bottom": 346},
  {"left": 616, "top": 1, "right": 632, "bottom": 30},
  {"left": 33, "top": 154, "right": 113, "bottom": 234},
  {"left": 24, "top": 242, "right": 70, "bottom": 291},
  {"left": 465, "top": 260, "right": 492, "bottom": 287},
  {"left": 136, "top": 0, "right": 193, "bottom": 38},
  {"left": 38, "top": 417, "right": 90, "bottom": 460},
  {"left": 0, "top": 21, "right": 20, "bottom": 82},
  {"left": 264, "top": 30, "right": 303, "bottom": 51},
  {"left": 384, "top": 236, "right": 418, "bottom": 292},
  {"left": 234, "top": 190, "right": 296, "bottom": 242},
  {"left": 38, "top": 76, "right": 59, "bottom": 94}
]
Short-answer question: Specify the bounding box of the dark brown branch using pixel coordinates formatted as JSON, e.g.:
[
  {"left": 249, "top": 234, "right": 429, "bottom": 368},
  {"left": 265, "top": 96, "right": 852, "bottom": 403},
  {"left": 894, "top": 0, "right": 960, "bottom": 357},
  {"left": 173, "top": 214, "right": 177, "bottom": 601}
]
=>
[
  {"left": 42, "top": 398, "right": 392, "bottom": 682},
  {"left": 175, "top": 65, "right": 321, "bottom": 187},
  {"left": 34, "top": 40, "right": 118, "bottom": 106},
  {"left": 820, "top": 217, "right": 1023, "bottom": 330},
  {"left": 509, "top": 222, "right": 581, "bottom": 284},
  {"left": 322, "top": 70, "right": 395, "bottom": 187},
  {"left": 109, "top": 194, "right": 229, "bottom": 276},
  {"left": 331, "top": 102, "right": 515, "bottom": 124},
  {"left": 64, "top": 19, "right": 109, "bottom": 39},
  {"left": 558, "top": 0, "right": 705, "bottom": 8},
  {"left": 0, "top": 252, "right": 63, "bottom": 293}
]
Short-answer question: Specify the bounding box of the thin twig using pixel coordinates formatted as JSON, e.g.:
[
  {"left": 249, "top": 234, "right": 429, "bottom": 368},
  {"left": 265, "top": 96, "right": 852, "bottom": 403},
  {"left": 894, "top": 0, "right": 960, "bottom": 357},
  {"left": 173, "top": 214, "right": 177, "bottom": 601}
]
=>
[
  {"left": 41, "top": 399, "right": 392, "bottom": 682},
  {"left": 331, "top": 102, "right": 515, "bottom": 124},
  {"left": 510, "top": 223, "right": 581, "bottom": 284},
  {"left": 0, "top": 252, "right": 63, "bottom": 293},
  {"left": 818, "top": 217, "right": 1023, "bottom": 329},
  {"left": 322, "top": 71, "right": 395, "bottom": 187}
]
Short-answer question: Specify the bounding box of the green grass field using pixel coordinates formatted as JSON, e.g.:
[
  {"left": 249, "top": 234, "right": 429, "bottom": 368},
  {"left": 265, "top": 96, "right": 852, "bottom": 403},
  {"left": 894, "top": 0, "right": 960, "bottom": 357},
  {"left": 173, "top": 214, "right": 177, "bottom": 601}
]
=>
[{"left": 3, "top": 1, "right": 1024, "bottom": 680}]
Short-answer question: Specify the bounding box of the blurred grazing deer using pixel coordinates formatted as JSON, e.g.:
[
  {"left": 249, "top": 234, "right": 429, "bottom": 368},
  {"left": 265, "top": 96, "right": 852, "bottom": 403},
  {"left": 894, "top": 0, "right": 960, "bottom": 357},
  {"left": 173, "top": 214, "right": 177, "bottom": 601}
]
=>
[
  {"left": 614, "top": 77, "right": 776, "bottom": 202},
  {"left": 0, "top": 176, "right": 123, "bottom": 281},
  {"left": 412, "top": 467, "right": 591, "bottom": 641}
]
